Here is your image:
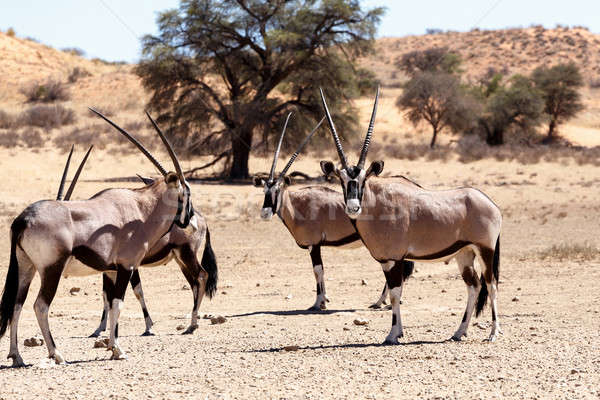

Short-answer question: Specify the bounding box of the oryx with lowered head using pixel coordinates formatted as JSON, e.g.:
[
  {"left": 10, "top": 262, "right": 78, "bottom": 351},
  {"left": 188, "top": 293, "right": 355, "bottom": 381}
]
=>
[
  {"left": 56, "top": 128, "right": 217, "bottom": 338},
  {"left": 319, "top": 87, "right": 502, "bottom": 344},
  {"left": 254, "top": 114, "right": 413, "bottom": 310},
  {"left": 0, "top": 110, "right": 197, "bottom": 367}
]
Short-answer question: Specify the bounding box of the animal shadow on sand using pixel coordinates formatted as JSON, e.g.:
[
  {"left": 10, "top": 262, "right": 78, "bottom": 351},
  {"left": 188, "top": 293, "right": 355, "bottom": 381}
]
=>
[
  {"left": 243, "top": 339, "right": 450, "bottom": 353},
  {"left": 228, "top": 308, "right": 358, "bottom": 318}
]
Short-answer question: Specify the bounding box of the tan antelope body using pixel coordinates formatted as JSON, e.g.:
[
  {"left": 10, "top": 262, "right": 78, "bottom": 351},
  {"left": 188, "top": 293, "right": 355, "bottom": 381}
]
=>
[
  {"left": 55, "top": 150, "right": 217, "bottom": 338},
  {"left": 255, "top": 115, "right": 413, "bottom": 310},
  {"left": 319, "top": 88, "right": 502, "bottom": 344},
  {"left": 0, "top": 111, "right": 197, "bottom": 367}
]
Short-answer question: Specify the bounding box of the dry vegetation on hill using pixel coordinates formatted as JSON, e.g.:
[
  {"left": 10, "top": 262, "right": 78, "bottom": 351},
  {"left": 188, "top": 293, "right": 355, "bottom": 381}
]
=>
[{"left": 1, "top": 26, "right": 600, "bottom": 173}]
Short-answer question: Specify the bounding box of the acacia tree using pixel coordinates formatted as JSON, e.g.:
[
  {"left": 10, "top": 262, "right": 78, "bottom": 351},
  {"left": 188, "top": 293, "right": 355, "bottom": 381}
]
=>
[
  {"left": 531, "top": 63, "right": 584, "bottom": 142},
  {"left": 137, "top": 0, "right": 383, "bottom": 179},
  {"left": 397, "top": 71, "right": 476, "bottom": 148}
]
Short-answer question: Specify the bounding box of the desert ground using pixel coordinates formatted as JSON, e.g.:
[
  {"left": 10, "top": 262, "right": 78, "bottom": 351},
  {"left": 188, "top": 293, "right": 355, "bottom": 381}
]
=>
[{"left": 0, "top": 146, "right": 598, "bottom": 399}]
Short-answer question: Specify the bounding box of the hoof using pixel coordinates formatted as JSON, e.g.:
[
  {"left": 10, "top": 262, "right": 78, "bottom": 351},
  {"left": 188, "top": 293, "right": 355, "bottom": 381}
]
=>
[
  {"left": 181, "top": 325, "right": 198, "bottom": 335},
  {"left": 141, "top": 330, "right": 155, "bottom": 337},
  {"left": 384, "top": 304, "right": 393, "bottom": 311},
  {"left": 368, "top": 303, "right": 382, "bottom": 309},
  {"left": 89, "top": 331, "right": 102, "bottom": 338},
  {"left": 51, "top": 352, "right": 66, "bottom": 365},
  {"left": 450, "top": 335, "right": 463, "bottom": 342},
  {"left": 109, "top": 347, "right": 128, "bottom": 360},
  {"left": 382, "top": 338, "right": 400, "bottom": 345},
  {"left": 484, "top": 335, "right": 498, "bottom": 343},
  {"left": 9, "top": 354, "right": 26, "bottom": 368}
]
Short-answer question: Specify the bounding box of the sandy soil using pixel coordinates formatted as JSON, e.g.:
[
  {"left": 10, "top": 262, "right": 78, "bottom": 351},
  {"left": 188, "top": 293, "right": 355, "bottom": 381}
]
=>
[{"left": 0, "top": 147, "right": 598, "bottom": 399}]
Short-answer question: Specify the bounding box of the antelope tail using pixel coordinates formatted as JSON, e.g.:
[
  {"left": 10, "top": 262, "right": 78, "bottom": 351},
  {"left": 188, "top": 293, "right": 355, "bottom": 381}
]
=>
[
  {"left": 0, "top": 215, "right": 28, "bottom": 337},
  {"left": 475, "top": 236, "right": 500, "bottom": 317},
  {"left": 201, "top": 229, "right": 218, "bottom": 299}
]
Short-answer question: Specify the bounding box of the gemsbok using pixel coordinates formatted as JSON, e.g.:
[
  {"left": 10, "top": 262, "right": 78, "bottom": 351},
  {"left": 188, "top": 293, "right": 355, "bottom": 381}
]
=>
[
  {"left": 319, "top": 87, "right": 502, "bottom": 344},
  {"left": 254, "top": 114, "right": 413, "bottom": 310},
  {"left": 56, "top": 136, "right": 217, "bottom": 338},
  {"left": 0, "top": 110, "right": 199, "bottom": 367}
]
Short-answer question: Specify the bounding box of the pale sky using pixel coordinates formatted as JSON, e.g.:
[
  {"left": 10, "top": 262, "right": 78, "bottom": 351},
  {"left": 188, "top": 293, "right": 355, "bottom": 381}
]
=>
[{"left": 1, "top": 0, "right": 598, "bottom": 63}]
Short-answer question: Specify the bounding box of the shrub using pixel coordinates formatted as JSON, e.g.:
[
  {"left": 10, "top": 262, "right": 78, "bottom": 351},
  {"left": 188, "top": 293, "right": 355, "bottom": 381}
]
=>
[
  {"left": 0, "top": 132, "right": 20, "bottom": 148},
  {"left": 21, "top": 129, "right": 44, "bottom": 148},
  {"left": 61, "top": 47, "right": 86, "bottom": 57},
  {"left": 0, "top": 109, "right": 14, "bottom": 129},
  {"left": 538, "top": 243, "right": 597, "bottom": 261},
  {"left": 6, "top": 28, "right": 15, "bottom": 37},
  {"left": 68, "top": 67, "right": 91, "bottom": 83},
  {"left": 17, "top": 104, "right": 76, "bottom": 128},
  {"left": 20, "top": 79, "right": 70, "bottom": 102}
]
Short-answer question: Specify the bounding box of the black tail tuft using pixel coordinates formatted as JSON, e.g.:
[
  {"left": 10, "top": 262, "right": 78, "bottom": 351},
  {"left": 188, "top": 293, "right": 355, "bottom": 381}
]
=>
[
  {"left": 0, "top": 216, "right": 28, "bottom": 338},
  {"left": 493, "top": 236, "right": 500, "bottom": 283},
  {"left": 475, "top": 273, "right": 488, "bottom": 317},
  {"left": 402, "top": 260, "right": 415, "bottom": 281},
  {"left": 201, "top": 228, "right": 218, "bottom": 299}
]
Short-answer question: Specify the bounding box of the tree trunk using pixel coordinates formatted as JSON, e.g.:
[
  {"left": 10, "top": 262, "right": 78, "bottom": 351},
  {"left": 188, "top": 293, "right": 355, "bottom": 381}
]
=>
[
  {"left": 228, "top": 129, "right": 253, "bottom": 180},
  {"left": 546, "top": 118, "right": 557, "bottom": 141},
  {"left": 481, "top": 120, "right": 504, "bottom": 146},
  {"left": 430, "top": 127, "right": 438, "bottom": 149}
]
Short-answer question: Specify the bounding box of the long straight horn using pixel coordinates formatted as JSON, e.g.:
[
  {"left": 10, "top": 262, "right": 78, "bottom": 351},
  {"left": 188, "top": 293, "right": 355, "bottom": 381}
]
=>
[
  {"left": 57, "top": 145, "right": 74, "bottom": 200},
  {"left": 319, "top": 88, "right": 348, "bottom": 168},
  {"left": 64, "top": 145, "right": 93, "bottom": 201},
  {"left": 278, "top": 117, "right": 325, "bottom": 179},
  {"left": 269, "top": 112, "right": 292, "bottom": 182},
  {"left": 357, "top": 85, "right": 380, "bottom": 169},
  {"left": 89, "top": 108, "right": 167, "bottom": 176},
  {"left": 145, "top": 111, "right": 185, "bottom": 184}
]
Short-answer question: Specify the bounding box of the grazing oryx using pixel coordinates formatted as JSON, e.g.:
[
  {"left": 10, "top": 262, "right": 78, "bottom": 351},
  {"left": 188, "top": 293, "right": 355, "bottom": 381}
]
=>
[
  {"left": 0, "top": 110, "right": 199, "bottom": 367},
  {"left": 56, "top": 141, "right": 217, "bottom": 338},
  {"left": 253, "top": 114, "right": 414, "bottom": 310},
  {"left": 319, "top": 87, "right": 502, "bottom": 344}
]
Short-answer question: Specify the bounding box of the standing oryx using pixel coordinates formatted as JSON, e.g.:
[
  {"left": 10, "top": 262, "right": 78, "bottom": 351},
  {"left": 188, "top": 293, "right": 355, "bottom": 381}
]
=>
[
  {"left": 254, "top": 114, "right": 413, "bottom": 310},
  {"left": 319, "top": 87, "right": 502, "bottom": 344},
  {"left": 0, "top": 110, "right": 198, "bottom": 367},
  {"left": 56, "top": 138, "right": 217, "bottom": 338}
]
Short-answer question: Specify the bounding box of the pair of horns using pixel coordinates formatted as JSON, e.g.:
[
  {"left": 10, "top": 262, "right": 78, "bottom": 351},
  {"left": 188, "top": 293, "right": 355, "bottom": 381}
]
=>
[
  {"left": 268, "top": 113, "right": 325, "bottom": 182},
  {"left": 319, "top": 86, "right": 379, "bottom": 169},
  {"left": 89, "top": 108, "right": 186, "bottom": 186},
  {"left": 57, "top": 145, "right": 93, "bottom": 201}
]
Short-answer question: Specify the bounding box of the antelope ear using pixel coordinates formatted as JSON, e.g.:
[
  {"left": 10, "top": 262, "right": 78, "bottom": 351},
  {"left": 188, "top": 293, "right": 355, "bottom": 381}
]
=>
[
  {"left": 366, "top": 160, "right": 384, "bottom": 177},
  {"left": 165, "top": 172, "right": 179, "bottom": 187},
  {"left": 136, "top": 174, "right": 155, "bottom": 185},
  {"left": 283, "top": 175, "right": 292, "bottom": 186},
  {"left": 252, "top": 176, "right": 264, "bottom": 187},
  {"left": 320, "top": 160, "right": 335, "bottom": 176}
]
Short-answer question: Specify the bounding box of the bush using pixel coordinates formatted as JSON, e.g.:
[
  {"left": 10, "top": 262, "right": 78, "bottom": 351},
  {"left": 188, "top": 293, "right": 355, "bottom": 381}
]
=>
[
  {"left": 0, "top": 132, "right": 20, "bottom": 148},
  {"left": 61, "top": 47, "right": 86, "bottom": 57},
  {"left": 17, "top": 104, "right": 76, "bottom": 128},
  {"left": 68, "top": 67, "right": 92, "bottom": 83},
  {"left": 21, "top": 129, "right": 44, "bottom": 148},
  {"left": 0, "top": 109, "right": 14, "bottom": 129},
  {"left": 20, "top": 79, "right": 70, "bottom": 102},
  {"left": 6, "top": 28, "right": 15, "bottom": 37}
]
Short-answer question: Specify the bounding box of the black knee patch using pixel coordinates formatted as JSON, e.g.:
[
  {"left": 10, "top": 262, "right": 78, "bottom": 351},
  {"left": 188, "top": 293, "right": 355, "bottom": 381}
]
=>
[{"left": 383, "top": 263, "right": 405, "bottom": 289}]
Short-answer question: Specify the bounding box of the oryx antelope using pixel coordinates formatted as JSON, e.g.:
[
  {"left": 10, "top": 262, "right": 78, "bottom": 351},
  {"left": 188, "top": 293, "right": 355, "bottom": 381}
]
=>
[
  {"left": 319, "top": 87, "right": 502, "bottom": 344},
  {"left": 254, "top": 114, "right": 413, "bottom": 310},
  {"left": 56, "top": 141, "right": 217, "bottom": 338},
  {"left": 0, "top": 110, "right": 200, "bottom": 367}
]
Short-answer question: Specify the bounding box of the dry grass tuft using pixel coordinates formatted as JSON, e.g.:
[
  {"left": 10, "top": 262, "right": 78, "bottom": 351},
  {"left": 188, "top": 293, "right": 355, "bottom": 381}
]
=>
[
  {"left": 538, "top": 242, "right": 598, "bottom": 261},
  {"left": 0, "top": 109, "right": 15, "bottom": 129},
  {"left": 20, "top": 79, "right": 70, "bottom": 103},
  {"left": 17, "top": 104, "right": 76, "bottom": 129}
]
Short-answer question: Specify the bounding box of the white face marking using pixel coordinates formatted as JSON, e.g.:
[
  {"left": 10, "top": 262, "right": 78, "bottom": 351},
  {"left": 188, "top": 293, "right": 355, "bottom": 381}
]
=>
[
  {"left": 339, "top": 168, "right": 366, "bottom": 218},
  {"left": 260, "top": 182, "right": 281, "bottom": 220}
]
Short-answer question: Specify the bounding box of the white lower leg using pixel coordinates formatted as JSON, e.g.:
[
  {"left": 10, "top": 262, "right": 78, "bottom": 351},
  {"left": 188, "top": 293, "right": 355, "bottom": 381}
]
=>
[
  {"left": 384, "top": 287, "right": 403, "bottom": 344},
  {"left": 34, "top": 298, "right": 64, "bottom": 364},
  {"left": 8, "top": 305, "right": 24, "bottom": 366},
  {"left": 453, "top": 285, "right": 478, "bottom": 340},
  {"left": 133, "top": 284, "right": 153, "bottom": 333},
  {"left": 488, "top": 282, "right": 500, "bottom": 341},
  {"left": 311, "top": 264, "right": 327, "bottom": 309},
  {"left": 108, "top": 298, "right": 126, "bottom": 359},
  {"left": 92, "top": 292, "right": 109, "bottom": 337}
]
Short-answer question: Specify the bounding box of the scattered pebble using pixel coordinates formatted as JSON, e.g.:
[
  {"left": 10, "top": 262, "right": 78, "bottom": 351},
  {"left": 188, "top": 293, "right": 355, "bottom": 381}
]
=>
[
  {"left": 93, "top": 338, "right": 109, "bottom": 348},
  {"left": 203, "top": 314, "right": 214, "bottom": 320},
  {"left": 210, "top": 315, "right": 227, "bottom": 325},
  {"left": 353, "top": 318, "right": 369, "bottom": 326},
  {"left": 361, "top": 279, "right": 368, "bottom": 286},
  {"left": 343, "top": 327, "right": 350, "bottom": 331},
  {"left": 285, "top": 294, "right": 292, "bottom": 300},
  {"left": 474, "top": 322, "right": 489, "bottom": 330},
  {"left": 512, "top": 296, "right": 520, "bottom": 302},
  {"left": 69, "top": 287, "right": 80, "bottom": 295},
  {"left": 256, "top": 283, "right": 260, "bottom": 287},
  {"left": 176, "top": 324, "right": 186, "bottom": 331},
  {"left": 282, "top": 345, "right": 299, "bottom": 352},
  {"left": 24, "top": 336, "right": 44, "bottom": 347},
  {"left": 181, "top": 284, "right": 190, "bottom": 290}
]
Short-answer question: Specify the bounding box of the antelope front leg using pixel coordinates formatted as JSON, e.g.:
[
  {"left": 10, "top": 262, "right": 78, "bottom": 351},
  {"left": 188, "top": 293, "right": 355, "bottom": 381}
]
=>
[
  {"left": 129, "top": 270, "right": 154, "bottom": 336},
  {"left": 90, "top": 274, "right": 110, "bottom": 337},
  {"left": 369, "top": 283, "right": 389, "bottom": 309},
  {"left": 308, "top": 246, "right": 328, "bottom": 311},
  {"left": 106, "top": 267, "right": 133, "bottom": 360},
  {"left": 382, "top": 261, "right": 405, "bottom": 345}
]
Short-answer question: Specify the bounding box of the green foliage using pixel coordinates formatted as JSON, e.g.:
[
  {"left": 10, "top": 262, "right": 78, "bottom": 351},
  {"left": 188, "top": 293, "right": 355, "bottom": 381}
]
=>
[
  {"left": 137, "top": 0, "right": 383, "bottom": 179},
  {"left": 397, "top": 71, "right": 478, "bottom": 148},
  {"left": 531, "top": 62, "right": 584, "bottom": 140},
  {"left": 397, "top": 47, "right": 462, "bottom": 77}
]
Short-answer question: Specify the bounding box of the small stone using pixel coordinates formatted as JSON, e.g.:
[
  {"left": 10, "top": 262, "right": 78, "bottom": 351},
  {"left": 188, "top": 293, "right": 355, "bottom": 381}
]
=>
[
  {"left": 181, "top": 284, "right": 190, "bottom": 290},
  {"left": 570, "top": 369, "right": 579, "bottom": 375},
  {"left": 361, "top": 279, "right": 368, "bottom": 286},
  {"left": 24, "top": 336, "right": 44, "bottom": 347},
  {"left": 283, "top": 345, "right": 299, "bottom": 352},
  {"left": 512, "top": 297, "right": 519, "bottom": 302},
  {"left": 285, "top": 294, "right": 292, "bottom": 300},
  {"left": 353, "top": 318, "right": 369, "bottom": 326},
  {"left": 210, "top": 315, "right": 227, "bottom": 325},
  {"left": 93, "top": 338, "right": 109, "bottom": 348},
  {"left": 203, "top": 314, "right": 214, "bottom": 320},
  {"left": 474, "top": 321, "right": 489, "bottom": 330},
  {"left": 343, "top": 327, "right": 350, "bottom": 331},
  {"left": 176, "top": 324, "right": 186, "bottom": 331},
  {"left": 69, "top": 287, "right": 81, "bottom": 295},
  {"left": 441, "top": 289, "right": 447, "bottom": 293},
  {"left": 221, "top": 291, "right": 227, "bottom": 295},
  {"left": 256, "top": 283, "right": 260, "bottom": 287}
]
